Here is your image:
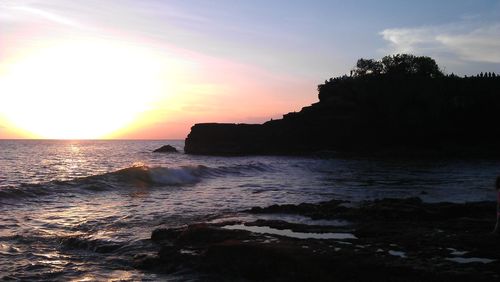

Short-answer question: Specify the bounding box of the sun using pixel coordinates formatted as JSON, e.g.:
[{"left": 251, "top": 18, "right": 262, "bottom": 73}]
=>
[{"left": 0, "top": 39, "right": 166, "bottom": 139}]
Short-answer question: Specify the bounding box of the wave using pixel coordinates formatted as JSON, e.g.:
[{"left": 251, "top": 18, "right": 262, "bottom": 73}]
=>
[
  {"left": 0, "top": 162, "right": 275, "bottom": 201},
  {"left": 3, "top": 232, "right": 128, "bottom": 257},
  {"left": 83, "top": 165, "right": 208, "bottom": 187},
  {"left": 213, "top": 162, "right": 276, "bottom": 175}
]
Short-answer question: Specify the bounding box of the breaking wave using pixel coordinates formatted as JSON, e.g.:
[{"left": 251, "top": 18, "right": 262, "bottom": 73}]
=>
[
  {"left": 89, "top": 165, "right": 208, "bottom": 187},
  {"left": 0, "top": 162, "right": 275, "bottom": 201}
]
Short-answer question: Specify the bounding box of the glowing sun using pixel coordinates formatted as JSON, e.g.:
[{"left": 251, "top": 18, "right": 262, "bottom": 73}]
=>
[{"left": 0, "top": 40, "right": 166, "bottom": 139}]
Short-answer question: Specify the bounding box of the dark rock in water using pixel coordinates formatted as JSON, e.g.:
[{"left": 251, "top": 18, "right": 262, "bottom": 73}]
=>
[
  {"left": 151, "top": 227, "right": 180, "bottom": 242},
  {"left": 153, "top": 145, "right": 178, "bottom": 153},
  {"left": 133, "top": 254, "right": 160, "bottom": 270},
  {"left": 248, "top": 198, "right": 348, "bottom": 219}
]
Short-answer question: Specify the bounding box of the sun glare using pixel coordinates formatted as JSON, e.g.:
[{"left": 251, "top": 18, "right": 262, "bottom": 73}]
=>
[{"left": 0, "top": 40, "right": 166, "bottom": 139}]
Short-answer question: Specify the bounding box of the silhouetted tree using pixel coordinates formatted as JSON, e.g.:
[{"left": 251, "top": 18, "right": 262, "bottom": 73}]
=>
[
  {"left": 381, "top": 54, "right": 442, "bottom": 77},
  {"left": 351, "top": 54, "right": 443, "bottom": 78},
  {"left": 353, "top": 58, "right": 383, "bottom": 76},
  {"left": 412, "top": 56, "right": 443, "bottom": 77},
  {"left": 381, "top": 54, "right": 411, "bottom": 75}
]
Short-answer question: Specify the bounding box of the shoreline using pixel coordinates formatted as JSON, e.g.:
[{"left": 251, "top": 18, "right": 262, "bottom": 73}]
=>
[{"left": 136, "top": 197, "right": 500, "bottom": 281}]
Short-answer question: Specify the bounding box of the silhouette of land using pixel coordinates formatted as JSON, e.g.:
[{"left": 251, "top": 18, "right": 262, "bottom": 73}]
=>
[{"left": 185, "top": 54, "right": 500, "bottom": 155}]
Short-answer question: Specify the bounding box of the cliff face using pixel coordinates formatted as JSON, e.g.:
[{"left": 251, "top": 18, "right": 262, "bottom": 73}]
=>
[
  {"left": 184, "top": 75, "right": 500, "bottom": 155},
  {"left": 184, "top": 123, "right": 270, "bottom": 155}
]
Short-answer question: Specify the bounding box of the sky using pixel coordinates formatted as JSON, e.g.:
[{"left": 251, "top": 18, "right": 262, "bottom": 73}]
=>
[{"left": 1, "top": 0, "right": 499, "bottom": 139}]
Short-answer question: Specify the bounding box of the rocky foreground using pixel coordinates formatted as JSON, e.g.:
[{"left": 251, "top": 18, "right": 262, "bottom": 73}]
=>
[{"left": 135, "top": 198, "right": 500, "bottom": 281}]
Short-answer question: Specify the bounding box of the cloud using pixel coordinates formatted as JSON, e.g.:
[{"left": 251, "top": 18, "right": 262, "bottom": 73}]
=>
[
  {"left": 11, "top": 6, "right": 81, "bottom": 27},
  {"left": 0, "top": 1, "right": 82, "bottom": 28},
  {"left": 0, "top": 0, "right": 207, "bottom": 31},
  {"left": 436, "top": 25, "right": 500, "bottom": 63},
  {"left": 380, "top": 22, "right": 500, "bottom": 64}
]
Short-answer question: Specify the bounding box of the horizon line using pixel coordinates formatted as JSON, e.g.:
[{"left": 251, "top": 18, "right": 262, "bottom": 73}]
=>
[{"left": 0, "top": 138, "right": 185, "bottom": 141}]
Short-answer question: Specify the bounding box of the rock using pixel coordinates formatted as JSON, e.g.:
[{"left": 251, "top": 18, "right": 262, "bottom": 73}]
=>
[
  {"left": 153, "top": 145, "right": 178, "bottom": 153},
  {"left": 151, "top": 227, "right": 180, "bottom": 242},
  {"left": 248, "top": 199, "right": 348, "bottom": 219},
  {"left": 184, "top": 123, "right": 271, "bottom": 155},
  {"left": 139, "top": 198, "right": 500, "bottom": 281}
]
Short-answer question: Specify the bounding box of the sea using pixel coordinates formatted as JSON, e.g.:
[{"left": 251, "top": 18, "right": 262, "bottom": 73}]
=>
[{"left": 0, "top": 140, "right": 499, "bottom": 281}]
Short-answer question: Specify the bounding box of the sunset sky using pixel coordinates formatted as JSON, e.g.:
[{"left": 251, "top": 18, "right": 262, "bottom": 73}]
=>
[{"left": 1, "top": 0, "right": 499, "bottom": 139}]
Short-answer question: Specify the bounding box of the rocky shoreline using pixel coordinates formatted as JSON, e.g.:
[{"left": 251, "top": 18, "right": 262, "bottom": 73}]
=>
[{"left": 136, "top": 198, "right": 500, "bottom": 281}]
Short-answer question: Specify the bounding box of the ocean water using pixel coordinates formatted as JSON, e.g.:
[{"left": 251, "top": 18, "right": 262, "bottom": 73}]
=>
[{"left": 0, "top": 140, "right": 499, "bottom": 280}]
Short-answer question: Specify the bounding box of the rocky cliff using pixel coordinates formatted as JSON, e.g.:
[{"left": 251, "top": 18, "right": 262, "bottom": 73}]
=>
[{"left": 185, "top": 74, "right": 500, "bottom": 155}]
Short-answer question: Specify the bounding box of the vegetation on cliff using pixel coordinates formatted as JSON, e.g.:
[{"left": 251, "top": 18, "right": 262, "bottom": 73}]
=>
[
  {"left": 349, "top": 54, "right": 443, "bottom": 78},
  {"left": 185, "top": 54, "right": 500, "bottom": 155}
]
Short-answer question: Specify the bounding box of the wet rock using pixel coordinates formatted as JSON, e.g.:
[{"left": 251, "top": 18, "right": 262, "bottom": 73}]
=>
[
  {"left": 175, "top": 223, "right": 251, "bottom": 245},
  {"left": 151, "top": 227, "right": 180, "bottom": 242},
  {"left": 248, "top": 199, "right": 347, "bottom": 218},
  {"left": 153, "top": 145, "right": 178, "bottom": 153},
  {"left": 201, "top": 241, "right": 313, "bottom": 280},
  {"left": 141, "top": 198, "right": 500, "bottom": 281},
  {"left": 133, "top": 254, "right": 161, "bottom": 270}
]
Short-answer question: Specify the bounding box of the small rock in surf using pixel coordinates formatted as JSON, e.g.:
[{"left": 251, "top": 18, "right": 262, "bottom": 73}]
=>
[{"left": 153, "top": 145, "right": 178, "bottom": 153}]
